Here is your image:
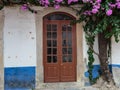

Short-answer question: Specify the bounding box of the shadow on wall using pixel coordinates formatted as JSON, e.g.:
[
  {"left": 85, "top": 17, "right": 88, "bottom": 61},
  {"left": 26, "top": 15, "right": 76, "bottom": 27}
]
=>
[{"left": 4, "top": 67, "right": 35, "bottom": 90}]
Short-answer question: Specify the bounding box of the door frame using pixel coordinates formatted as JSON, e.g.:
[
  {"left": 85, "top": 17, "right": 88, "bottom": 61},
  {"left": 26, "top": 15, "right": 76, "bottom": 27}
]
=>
[
  {"left": 35, "top": 7, "right": 85, "bottom": 88},
  {"left": 0, "top": 10, "right": 4, "bottom": 90},
  {"left": 43, "top": 13, "right": 77, "bottom": 82}
]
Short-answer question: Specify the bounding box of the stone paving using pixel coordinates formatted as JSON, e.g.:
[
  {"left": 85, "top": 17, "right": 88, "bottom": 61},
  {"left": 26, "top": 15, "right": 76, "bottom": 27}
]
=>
[
  {"left": 36, "top": 87, "right": 99, "bottom": 90},
  {"left": 36, "top": 82, "right": 99, "bottom": 90}
]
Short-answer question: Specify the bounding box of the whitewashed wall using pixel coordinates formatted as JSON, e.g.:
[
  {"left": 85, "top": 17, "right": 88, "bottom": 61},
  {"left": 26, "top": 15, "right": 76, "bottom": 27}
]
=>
[
  {"left": 5, "top": 6, "right": 120, "bottom": 68},
  {"left": 2, "top": 6, "right": 120, "bottom": 89},
  {"left": 83, "top": 34, "right": 100, "bottom": 65},
  {"left": 112, "top": 37, "right": 120, "bottom": 65},
  {"left": 3, "top": 6, "right": 100, "bottom": 68},
  {"left": 3, "top": 7, "right": 36, "bottom": 67}
]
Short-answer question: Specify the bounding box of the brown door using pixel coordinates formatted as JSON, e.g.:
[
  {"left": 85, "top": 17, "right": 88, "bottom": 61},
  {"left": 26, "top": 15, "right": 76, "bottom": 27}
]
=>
[{"left": 43, "top": 13, "right": 76, "bottom": 82}]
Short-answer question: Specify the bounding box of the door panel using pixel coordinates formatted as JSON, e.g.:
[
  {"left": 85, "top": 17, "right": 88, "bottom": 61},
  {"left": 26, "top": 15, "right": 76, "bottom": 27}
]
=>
[
  {"left": 44, "top": 21, "right": 60, "bottom": 82},
  {"left": 60, "top": 21, "right": 76, "bottom": 81},
  {"left": 45, "top": 65, "right": 59, "bottom": 82},
  {"left": 61, "top": 65, "right": 76, "bottom": 81},
  {"left": 43, "top": 19, "right": 76, "bottom": 82}
]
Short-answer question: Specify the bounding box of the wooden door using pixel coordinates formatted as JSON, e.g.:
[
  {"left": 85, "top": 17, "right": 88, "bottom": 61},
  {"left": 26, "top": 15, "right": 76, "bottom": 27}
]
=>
[{"left": 43, "top": 13, "right": 76, "bottom": 82}]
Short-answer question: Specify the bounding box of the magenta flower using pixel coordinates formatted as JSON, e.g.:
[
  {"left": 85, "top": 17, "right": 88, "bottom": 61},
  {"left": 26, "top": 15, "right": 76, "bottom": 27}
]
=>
[
  {"left": 54, "top": 4, "right": 60, "bottom": 9},
  {"left": 68, "top": 0, "right": 73, "bottom": 4},
  {"left": 39, "top": 0, "right": 50, "bottom": 6},
  {"left": 68, "top": 0, "right": 78, "bottom": 4},
  {"left": 93, "top": 5, "right": 100, "bottom": 9},
  {"left": 96, "top": 0, "right": 101, "bottom": 3},
  {"left": 82, "top": 0, "right": 91, "bottom": 3},
  {"left": 21, "top": 4, "right": 28, "bottom": 10},
  {"left": 83, "top": 10, "right": 92, "bottom": 15},
  {"left": 106, "top": 9, "right": 113, "bottom": 16},
  {"left": 116, "top": 2, "right": 120, "bottom": 9},
  {"left": 116, "top": 0, "right": 120, "bottom": 2},
  {"left": 55, "top": 0, "right": 63, "bottom": 3},
  {"left": 92, "top": 8, "right": 98, "bottom": 14},
  {"left": 109, "top": 3, "right": 116, "bottom": 8}
]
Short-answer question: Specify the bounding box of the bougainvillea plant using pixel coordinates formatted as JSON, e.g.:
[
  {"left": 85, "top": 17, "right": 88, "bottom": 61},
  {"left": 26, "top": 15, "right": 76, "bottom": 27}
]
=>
[{"left": 0, "top": 0, "right": 120, "bottom": 84}]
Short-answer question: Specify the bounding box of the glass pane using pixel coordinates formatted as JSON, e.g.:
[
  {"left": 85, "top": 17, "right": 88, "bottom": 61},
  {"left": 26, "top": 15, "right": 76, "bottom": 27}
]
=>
[
  {"left": 53, "top": 40, "right": 57, "bottom": 47},
  {"left": 68, "top": 48, "right": 72, "bottom": 54},
  {"left": 45, "top": 14, "right": 74, "bottom": 20},
  {"left": 62, "top": 48, "right": 67, "bottom": 54},
  {"left": 47, "top": 56, "right": 52, "bottom": 63},
  {"left": 68, "top": 55, "right": 72, "bottom": 62},
  {"left": 68, "top": 31, "right": 72, "bottom": 40},
  {"left": 47, "top": 48, "right": 51, "bottom": 54},
  {"left": 47, "top": 40, "right": 51, "bottom": 47},
  {"left": 47, "top": 24, "right": 51, "bottom": 31},
  {"left": 63, "top": 56, "right": 67, "bottom": 62},
  {"left": 47, "top": 32, "right": 51, "bottom": 39},
  {"left": 62, "top": 25, "right": 66, "bottom": 31},
  {"left": 52, "top": 32, "right": 57, "bottom": 39},
  {"left": 68, "top": 31, "right": 72, "bottom": 46},
  {"left": 67, "top": 25, "right": 72, "bottom": 31},
  {"left": 68, "top": 40, "right": 72, "bottom": 46},
  {"left": 62, "top": 40, "right": 67, "bottom": 46},
  {"left": 53, "top": 48, "right": 57, "bottom": 54},
  {"left": 53, "top": 56, "right": 57, "bottom": 63},
  {"left": 62, "top": 32, "right": 66, "bottom": 40},
  {"left": 52, "top": 24, "right": 57, "bottom": 31}
]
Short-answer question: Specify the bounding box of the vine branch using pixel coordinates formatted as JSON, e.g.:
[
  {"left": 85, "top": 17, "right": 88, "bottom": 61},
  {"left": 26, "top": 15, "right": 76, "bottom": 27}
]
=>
[{"left": 89, "top": 45, "right": 99, "bottom": 57}]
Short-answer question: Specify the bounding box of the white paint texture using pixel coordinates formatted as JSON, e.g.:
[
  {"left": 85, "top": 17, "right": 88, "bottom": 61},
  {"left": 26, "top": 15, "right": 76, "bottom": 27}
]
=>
[
  {"left": 83, "top": 34, "right": 100, "bottom": 65},
  {"left": 4, "top": 7, "right": 36, "bottom": 67},
  {"left": 112, "top": 67, "right": 120, "bottom": 87},
  {"left": 3, "top": 6, "right": 120, "bottom": 68},
  {"left": 93, "top": 35, "right": 100, "bottom": 65},
  {"left": 112, "top": 37, "right": 120, "bottom": 64}
]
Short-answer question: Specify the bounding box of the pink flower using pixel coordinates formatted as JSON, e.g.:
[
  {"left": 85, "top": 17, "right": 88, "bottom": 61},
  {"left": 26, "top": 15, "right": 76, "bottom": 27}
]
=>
[
  {"left": 96, "top": 0, "right": 101, "bottom": 3},
  {"left": 54, "top": 4, "right": 60, "bottom": 9},
  {"left": 83, "top": 11, "right": 92, "bottom": 15},
  {"left": 55, "top": 0, "right": 63, "bottom": 3},
  {"left": 92, "top": 8, "right": 98, "bottom": 14},
  {"left": 68, "top": 0, "right": 73, "bottom": 4},
  {"left": 109, "top": 3, "right": 116, "bottom": 8},
  {"left": 68, "top": 0, "right": 78, "bottom": 4},
  {"left": 106, "top": 9, "right": 113, "bottom": 16},
  {"left": 116, "top": 2, "right": 120, "bottom": 9},
  {"left": 93, "top": 5, "right": 100, "bottom": 9},
  {"left": 82, "top": 0, "right": 90, "bottom": 3},
  {"left": 39, "top": 0, "right": 49, "bottom": 6},
  {"left": 21, "top": 4, "right": 28, "bottom": 10},
  {"left": 116, "top": 0, "right": 120, "bottom": 2}
]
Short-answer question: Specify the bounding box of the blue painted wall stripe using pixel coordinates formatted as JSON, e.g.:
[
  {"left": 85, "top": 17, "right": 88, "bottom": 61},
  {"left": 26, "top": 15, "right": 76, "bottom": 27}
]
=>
[
  {"left": 85, "top": 64, "right": 120, "bottom": 78},
  {"left": 4, "top": 67, "right": 35, "bottom": 90}
]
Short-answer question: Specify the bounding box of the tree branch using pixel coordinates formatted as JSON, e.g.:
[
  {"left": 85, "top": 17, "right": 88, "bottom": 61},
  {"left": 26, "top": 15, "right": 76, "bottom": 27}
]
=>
[{"left": 89, "top": 45, "right": 99, "bottom": 57}]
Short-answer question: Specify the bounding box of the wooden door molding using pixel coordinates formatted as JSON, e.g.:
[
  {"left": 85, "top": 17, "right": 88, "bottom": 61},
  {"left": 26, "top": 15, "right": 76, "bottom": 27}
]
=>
[
  {"left": 36, "top": 7, "right": 84, "bottom": 88},
  {"left": 43, "top": 12, "right": 77, "bottom": 82}
]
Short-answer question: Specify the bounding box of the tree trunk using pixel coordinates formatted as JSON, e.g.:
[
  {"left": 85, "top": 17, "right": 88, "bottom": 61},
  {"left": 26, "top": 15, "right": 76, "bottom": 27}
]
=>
[{"left": 98, "top": 32, "right": 112, "bottom": 82}]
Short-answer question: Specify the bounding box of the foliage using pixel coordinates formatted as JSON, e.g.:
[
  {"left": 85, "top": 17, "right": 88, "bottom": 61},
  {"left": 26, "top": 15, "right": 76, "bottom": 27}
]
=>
[{"left": 76, "top": 0, "right": 120, "bottom": 84}]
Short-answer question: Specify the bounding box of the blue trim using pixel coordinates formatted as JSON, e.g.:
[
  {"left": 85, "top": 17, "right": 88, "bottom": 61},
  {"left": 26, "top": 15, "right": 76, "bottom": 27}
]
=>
[
  {"left": 4, "top": 67, "right": 35, "bottom": 90},
  {"left": 84, "top": 64, "right": 120, "bottom": 78},
  {"left": 111, "top": 64, "right": 120, "bottom": 68},
  {"left": 84, "top": 65, "right": 100, "bottom": 78}
]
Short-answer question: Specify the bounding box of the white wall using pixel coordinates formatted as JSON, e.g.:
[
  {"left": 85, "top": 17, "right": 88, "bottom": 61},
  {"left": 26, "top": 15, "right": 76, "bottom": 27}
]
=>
[
  {"left": 5, "top": 6, "right": 120, "bottom": 68},
  {"left": 83, "top": 33, "right": 100, "bottom": 65},
  {"left": 112, "top": 37, "right": 120, "bottom": 65},
  {"left": 4, "top": 7, "right": 36, "bottom": 67}
]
